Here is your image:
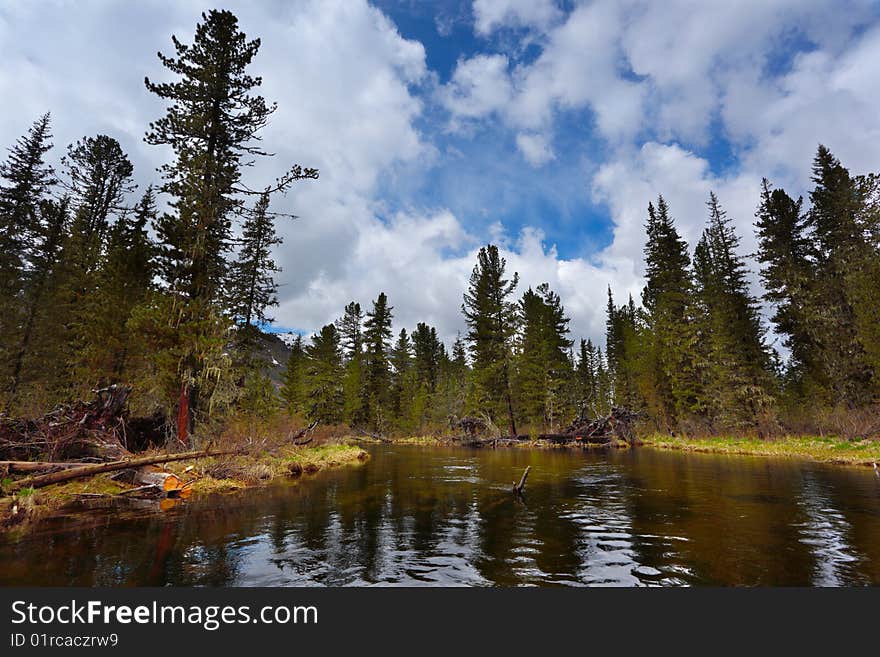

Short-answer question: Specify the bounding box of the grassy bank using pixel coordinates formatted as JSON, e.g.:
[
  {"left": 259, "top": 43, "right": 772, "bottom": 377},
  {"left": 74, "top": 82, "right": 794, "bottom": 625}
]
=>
[
  {"left": 376, "top": 431, "right": 880, "bottom": 466},
  {"left": 1, "top": 443, "right": 368, "bottom": 532},
  {"left": 641, "top": 434, "right": 880, "bottom": 466}
]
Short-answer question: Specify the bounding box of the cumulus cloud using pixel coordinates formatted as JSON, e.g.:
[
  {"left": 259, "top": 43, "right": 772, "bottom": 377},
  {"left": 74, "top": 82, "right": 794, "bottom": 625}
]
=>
[
  {"left": 439, "top": 53, "right": 512, "bottom": 122},
  {"left": 515, "top": 132, "right": 555, "bottom": 166},
  {"left": 3, "top": 0, "right": 880, "bottom": 350},
  {"left": 472, "top": 0, "right": 563, "bottom": 35}
]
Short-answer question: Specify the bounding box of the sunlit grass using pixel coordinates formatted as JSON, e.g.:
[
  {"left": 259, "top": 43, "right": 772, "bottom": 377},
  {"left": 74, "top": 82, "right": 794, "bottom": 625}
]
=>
[{"left": 641, "top": 433, "right": 880, "bottom": 465}]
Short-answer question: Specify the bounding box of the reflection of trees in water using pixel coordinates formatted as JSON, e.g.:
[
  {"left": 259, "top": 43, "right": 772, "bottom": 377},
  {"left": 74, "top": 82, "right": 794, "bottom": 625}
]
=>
[
  {"left": 614, "top": 450, "right": 867, "bottom": 585},
  {"left": 3, "top": 446, "right": 880, "bottom": 586}
]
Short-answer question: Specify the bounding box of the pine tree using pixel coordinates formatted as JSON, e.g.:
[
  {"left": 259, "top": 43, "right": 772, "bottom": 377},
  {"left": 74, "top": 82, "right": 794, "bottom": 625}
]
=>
[
  {"left": 144, "top": 9, "right": 316, "bottom": 440},
  {"left": 0, "top": 114, "right": 56, "bottom": 396},
  {"left": 335, "top": 301, "right": 366, "bottom": 424},
  {"left": 640, "top": 196, "right": 700, "bottom": 427},
  {"left": 805, "top": 146, "right": 875, "bottom": 406},
  {"left": 72, "top": 187, "right": 156, "bottom": 386},
  {"left": 336, "top": 302, "right": 364, "bottom": 361},
  {"left": 0, "top": 113, "right": 56, "bottom": 302},
  {"left": 60, "top": 134, "right": 135, "bottom": 273},
  {"left": 515, "top": 283, "right": 572, "bottom": 431},
  {"left": 462, "top": 245, "right": 519, "bottom": 436},
  {"left": 605, "top": 288, "right": 641, "bottom": 410},
  {"left": 576, "top": 338, "right": 599, "bottom": 414},
  {"left": 755, "top": 179, "right": 822, "bottom": 402},
  {"left": 390, "top": 328, "right": 414, "bottom": 431},
  {"left": 694, "top": 192, "right": 774, "bottom": 429},
  {"left": 280, "top": 334, "right": 305, "bottom": 415},
  {"left": 412, "top": 322, "right": 442, "bottom": 393},
  {"left": 45, "top": 135, "right": 137, "bottom": 395},
  {"left": 227, "top": 190, "right": 282, "bottom": 356},
  {"left": 4, "top": 198, "right": 68, "bottom": 409},
  {"left": 303, "top": 324, "right": 344, "bottom": 423},
  {"left": 362, "top": 292, "right": 394, "bottom": 430}
]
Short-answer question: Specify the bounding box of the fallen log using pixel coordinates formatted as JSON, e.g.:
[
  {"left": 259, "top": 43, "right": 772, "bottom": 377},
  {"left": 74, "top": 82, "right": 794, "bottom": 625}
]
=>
[
  {"left": 0, "top": 460, "right": 94, "bottom": 474},
  {"left": 3, "top": 448, "right": 241, "bottom": 493},
  {"left": 353, "top": 427, "right": 392, "bottom": 443}
]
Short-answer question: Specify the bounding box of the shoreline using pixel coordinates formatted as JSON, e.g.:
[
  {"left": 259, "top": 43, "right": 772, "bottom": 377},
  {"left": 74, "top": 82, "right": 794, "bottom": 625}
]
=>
[
  {"left": 366, "top": 433, "right": 880, "bottom": 468},
  {"left": 0, "top": 443, "right": 368, "bottom": 535},
  {"left": 639, "top": 434, "right": 880, "bottom": 467}
]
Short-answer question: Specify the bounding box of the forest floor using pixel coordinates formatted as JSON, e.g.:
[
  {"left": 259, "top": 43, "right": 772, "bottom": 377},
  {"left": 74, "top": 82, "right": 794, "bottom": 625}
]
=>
[
  {"left": 641, "top": 434, "right": 880, "bottom": 466},
  {"left": 0, "top": 443, "right": 368, "bottom": 534}
]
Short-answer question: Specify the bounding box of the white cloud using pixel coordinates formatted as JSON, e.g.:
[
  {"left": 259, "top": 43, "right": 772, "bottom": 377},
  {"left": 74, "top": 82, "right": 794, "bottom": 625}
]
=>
[
  {"left": 473, "top": 0, "right": 562, "bottom": 35},
  {"left": 515, "top": 132, "right": 555, "bottom": 166},
  {"left": 3, "top": 0, "right": 880, "bottom": 351},
  {"left": 439, "top": 53, "right": 512, "bottom": 122}
]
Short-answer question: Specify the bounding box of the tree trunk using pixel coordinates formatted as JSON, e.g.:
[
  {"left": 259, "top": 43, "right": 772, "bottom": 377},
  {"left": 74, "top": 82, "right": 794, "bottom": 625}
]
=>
[{"left": 5, "top": 448, "right": 239, "bottom": 492}]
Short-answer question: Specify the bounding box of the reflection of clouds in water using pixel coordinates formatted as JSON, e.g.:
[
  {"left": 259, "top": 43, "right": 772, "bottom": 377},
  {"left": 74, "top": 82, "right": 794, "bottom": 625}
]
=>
[
  {"left": 795, "top": 473, "right": 862, "bottom": 587},
  {"left": 562, "top": 466, "right": 692, "bottom": 587}
]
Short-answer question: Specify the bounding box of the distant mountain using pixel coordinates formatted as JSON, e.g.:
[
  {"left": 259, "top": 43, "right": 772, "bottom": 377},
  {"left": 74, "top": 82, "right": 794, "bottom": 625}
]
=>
[{"left": 257, "top": 331, "right": 295, "bottom": 385}]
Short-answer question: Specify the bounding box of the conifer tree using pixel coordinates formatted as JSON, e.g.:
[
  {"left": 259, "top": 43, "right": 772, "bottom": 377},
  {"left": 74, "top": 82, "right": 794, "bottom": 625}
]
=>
[
  {"left": 755, "top": 179, "right": 822, "bottom": 401},
  {"left": 605, "top": 288, "right": 641, "bottom": 410},
  {"left": 227, "top": 190, "right": 282, "bottom": 357},
  {"left": 412, "top": 322, "right": 442, "bottom": 393},
  {"left": 4, "top": 198, "right": 68, "bottom": 408},
  {"left": 336, "top": 302, "right": 364, "bottom": 361},
  {"left": 640, "top": 196, "right": 700, "bottom": 427},
  {"left": 0, "top": 113, "right": 56, "bottom": 298},
  {"left": 694, "top": 192, "right": 774, "bottom": 429},
  {"left": 515, "top": 283, "right": 572, "bottom": 431},
  {"left": 362, "top": 292, "right": 394, "bottom": 429},
  {"left": 0, "top": 114, "right": 56, "bottom": 393},
  {"left": 462, "top": 245, "right": 519, "bottom": 436},
  {"left": 303, "top": 324, "right": 344, "bottom": 423},
  {"left": 72, "top": 187, "right": 156, "bottom": 386},
  {"left": 336, "top": 301, "right": 367, "bottom": 424},
  {"left": 806, "top": 146, "right": 875, "bottom": 406},
  {"left": 60, "top": 135, "right": 135, "bottom": 272},
  {"left": 144, "top": 9, "right": 316, "bottom": 440},
  {"left": 390, "top": 328, "right": 414, "bottom": 431},
  {"left": 280, "top": 334, "right": 305, "bottom": 415}
]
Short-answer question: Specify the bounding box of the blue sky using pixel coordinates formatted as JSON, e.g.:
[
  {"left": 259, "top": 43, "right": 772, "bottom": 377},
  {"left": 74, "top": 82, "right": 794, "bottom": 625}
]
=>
[{"left": 2, "top": 0, "right": 880, "bottom": 346}]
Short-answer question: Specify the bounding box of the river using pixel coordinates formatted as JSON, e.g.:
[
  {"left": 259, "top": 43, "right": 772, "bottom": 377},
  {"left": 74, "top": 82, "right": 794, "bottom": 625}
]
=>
[{"left": 2, "top": 445, "right": 880, "bottom": 586}]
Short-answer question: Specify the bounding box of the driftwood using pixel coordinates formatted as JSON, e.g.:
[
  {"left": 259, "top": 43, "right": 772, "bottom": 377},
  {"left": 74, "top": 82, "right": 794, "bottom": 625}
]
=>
[
  {"left": 290, "top": 420, "right": 319, "bottom": 446},
  {"left": 513, "top": 466, "right": 530, "bottom": 495},
  {"left": 0, "top": 460, "right": 95, "bottom": 474},
  {"left": 564, "top": 406, "right": 640, "bottom": 442},
  {"left": 3, "top": 448, "right": 240, "bottom": 493},
  {"left": 448, "top": 415, "right": 489, "bottom": 437},
  {"left": 0, "top": 385, "right": 132, "bottom": 461},
  {"left": 448, "top": 407, "right": 641, "bottom": 447},
  {"left": 353, "top": 427, "right": 392, "bottom": 443}
]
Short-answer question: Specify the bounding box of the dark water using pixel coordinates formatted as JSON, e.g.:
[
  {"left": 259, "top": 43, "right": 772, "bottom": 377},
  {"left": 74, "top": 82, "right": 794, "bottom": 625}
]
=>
[{"left": 2, "top": 445, "right": 880, "bottom": 586}]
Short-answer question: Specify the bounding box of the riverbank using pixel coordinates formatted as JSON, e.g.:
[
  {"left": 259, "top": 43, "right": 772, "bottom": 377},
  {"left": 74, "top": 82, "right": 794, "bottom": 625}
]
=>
[
  {"left": 640, "top": 434, "right": 880, "bottom": 466},
  {"left": 1, "top": 443, "right": 368, "bottom": 533},
  {"left": 371, "top": 432, "right": 880, "bottom": 467}
]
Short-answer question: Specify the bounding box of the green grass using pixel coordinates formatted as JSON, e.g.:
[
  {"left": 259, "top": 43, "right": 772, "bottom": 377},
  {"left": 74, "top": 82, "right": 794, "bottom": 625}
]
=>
[{"left": 641, "top": 433, "right": 880, "bottom": 465}]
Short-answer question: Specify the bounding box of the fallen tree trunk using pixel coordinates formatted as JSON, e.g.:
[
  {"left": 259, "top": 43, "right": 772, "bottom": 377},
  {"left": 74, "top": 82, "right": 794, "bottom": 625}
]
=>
[
  {"left": 4, "top": 448, "right": 241, "bottom": 493},
  {"left": 0, "top": 460, "right": 95, "bottom": 474}
]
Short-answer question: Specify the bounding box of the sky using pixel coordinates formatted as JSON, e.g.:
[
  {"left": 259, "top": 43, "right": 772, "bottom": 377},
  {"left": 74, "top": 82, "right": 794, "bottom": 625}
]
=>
[{"left": 2, "top": 0, "right": 880, "bottom": 349}]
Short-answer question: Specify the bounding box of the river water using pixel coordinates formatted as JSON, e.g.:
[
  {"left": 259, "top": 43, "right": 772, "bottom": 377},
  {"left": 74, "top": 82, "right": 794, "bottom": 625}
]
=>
[{"left": 2, "top": 445, "right": 880, "bottom": 586}]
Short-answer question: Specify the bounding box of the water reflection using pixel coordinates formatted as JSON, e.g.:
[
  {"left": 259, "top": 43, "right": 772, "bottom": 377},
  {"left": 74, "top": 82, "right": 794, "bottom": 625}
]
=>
[{"left": 1, "top": 445, "right": 880, "bottom": 586}]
